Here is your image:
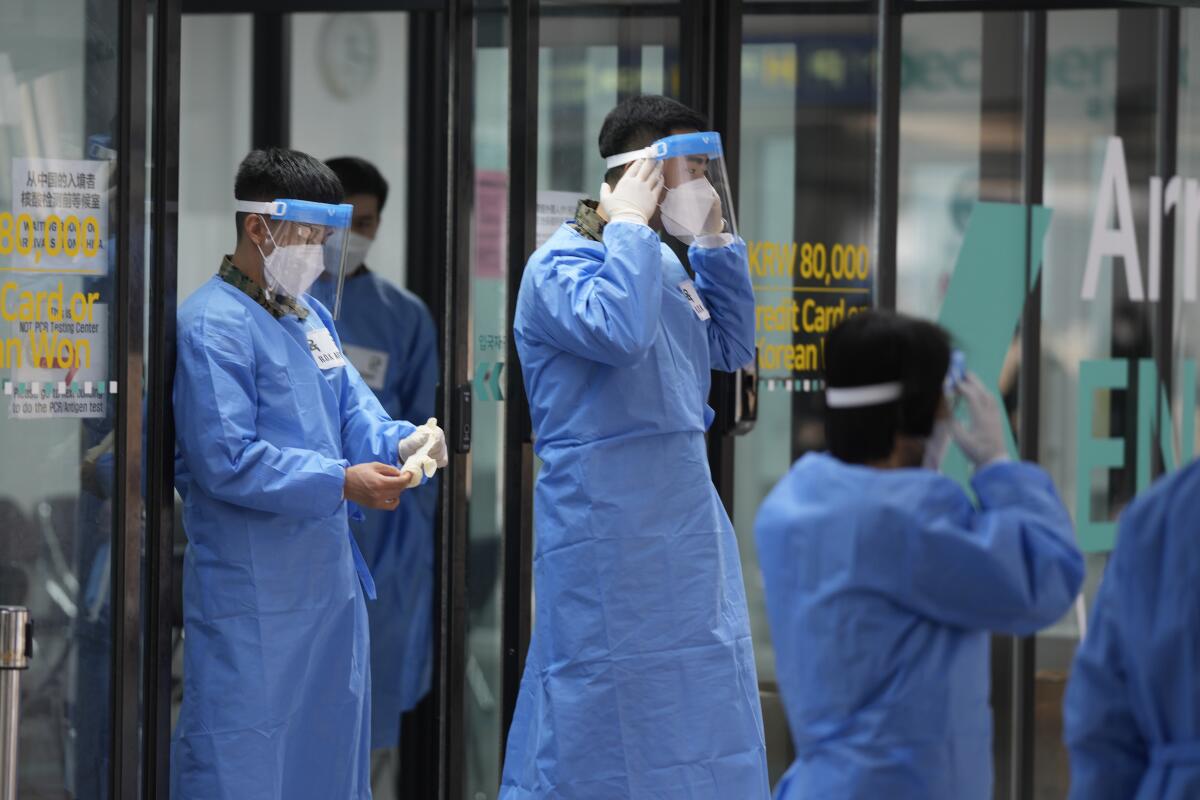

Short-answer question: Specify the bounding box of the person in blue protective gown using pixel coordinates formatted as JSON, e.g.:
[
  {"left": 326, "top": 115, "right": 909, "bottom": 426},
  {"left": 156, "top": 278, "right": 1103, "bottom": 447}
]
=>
[
  {"left": 1064, "top": 456, "right": 1200, "bottom": 799},
  {"left": 501, "top": 95, "right": 770, "bottom": 799},
  {"left": 754, "top": 310, "right": 1084, "bottom": 800},
  {"left": 171, "top": 148, "right": 447, "bottom": 800},
  {"left": 312, "top": 156, "right": 439, "bottom": 798}
]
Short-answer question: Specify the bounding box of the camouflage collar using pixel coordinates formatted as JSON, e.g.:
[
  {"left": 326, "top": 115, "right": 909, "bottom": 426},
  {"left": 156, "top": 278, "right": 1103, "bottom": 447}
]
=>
[
  {"left": 569, "top": 199, "right": 606, "bottom": 242},
  {"left": 218, "top": 256, "right": 308, "bottom": 320}
]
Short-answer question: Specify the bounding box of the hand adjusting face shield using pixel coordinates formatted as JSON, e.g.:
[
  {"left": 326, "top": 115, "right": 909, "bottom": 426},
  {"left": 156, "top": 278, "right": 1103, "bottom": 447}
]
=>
[
  {"left": 235, "top": 197, "right": 354, "bottom": 317},
  {"left": 606, "top": 131, "right": 738, "bottom": 244}
]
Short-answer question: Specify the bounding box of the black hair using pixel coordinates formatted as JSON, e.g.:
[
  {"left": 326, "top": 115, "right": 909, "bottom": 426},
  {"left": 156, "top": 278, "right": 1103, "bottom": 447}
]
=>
[
  {"left": 233, "top": 147, "right": 344, "bottom": 240},
  {"left": 598, "top": 95, "right": 708, "bottom": 187},
  {"left": 324, "top": 156, "right": 389, "bottom": 211},
  {"left": 824, "top": 310, "right": 951, "bottom": 465}
]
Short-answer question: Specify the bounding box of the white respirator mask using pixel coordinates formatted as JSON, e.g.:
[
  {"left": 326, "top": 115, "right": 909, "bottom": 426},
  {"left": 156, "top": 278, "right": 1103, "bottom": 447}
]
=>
[
  {"left": 328, "top": 231, "right": 374, "bottom": 276},
  {"left": 659, "top": 178, "right": 722, "bottom": 241},
  {"left": 256, "top": 221, "right": 327, "bottom": 299}
]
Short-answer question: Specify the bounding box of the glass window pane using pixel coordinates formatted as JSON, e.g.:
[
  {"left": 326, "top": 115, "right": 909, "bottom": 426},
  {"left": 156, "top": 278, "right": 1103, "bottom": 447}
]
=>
[
  {"left": 736, "top": 10, "right": 878, "bottom": 788},
  {"left": 466, "top": 8, "right": 509, "bottom": 799},
  {"left": 897, "top": 12, "right": 983, "bottom": 317},
  {"left": 289, "top": 12, "right": 409, "bottom": 289},
  {"left": 896, "top": 11, "right": 1031, "bottom": 497},
  {"left": 538, "top": 13, "right": 680, "bottom": 199},
  {"left": 0, "top": 0, "right": 123, "bottom": 795},
  {"left": 1176, "top": 10, "right": 1200, "bottom": 471},
  {"left": 178, "top": 14, "right": 251, "bottom": 304},
  {"left": 1035, "top": 9, "right": 1159, "bottom": 797}
]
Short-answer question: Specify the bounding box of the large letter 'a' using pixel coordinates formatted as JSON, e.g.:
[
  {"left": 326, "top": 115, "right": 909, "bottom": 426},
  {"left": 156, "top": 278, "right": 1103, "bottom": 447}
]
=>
[{"left": 1081, "top": 136, "right": 1145, "bottom": 302}]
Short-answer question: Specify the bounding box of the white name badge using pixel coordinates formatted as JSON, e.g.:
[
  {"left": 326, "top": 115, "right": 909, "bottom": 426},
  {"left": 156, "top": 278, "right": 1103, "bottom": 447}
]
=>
[
  {"left": 306, "top": 327, "right": 347, "bottom": 370},
  {"left": 678, "top": 279, "right": 710, "bottom": 321},
  {"left": 343, "top": 344, "right": 390, "bottom": 390}
]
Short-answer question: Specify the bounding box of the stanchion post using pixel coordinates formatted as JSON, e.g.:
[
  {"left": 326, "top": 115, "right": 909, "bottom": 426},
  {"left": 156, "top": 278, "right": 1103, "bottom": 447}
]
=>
[{"left": 0, "top": 606, "right": 31, "bottom": 800}]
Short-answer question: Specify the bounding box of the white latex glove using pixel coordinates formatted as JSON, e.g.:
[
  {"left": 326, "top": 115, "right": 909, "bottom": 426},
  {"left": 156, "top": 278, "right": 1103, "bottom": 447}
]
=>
[
  {"left": 398, "top": 417, "right": 449, "bottom": 481},
  {"left": 599, "top": 158, "right": 664, "bottom": 226},
  {"left": 951, "top": 374, "right": 1009, "bottom": 468}
]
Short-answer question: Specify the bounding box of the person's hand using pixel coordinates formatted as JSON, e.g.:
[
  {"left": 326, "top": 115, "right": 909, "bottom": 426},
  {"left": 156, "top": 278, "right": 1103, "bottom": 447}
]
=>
[
  {"left": 692, "top": 182, "right": 733, "bottom": 248},
  {"left": 399, "top": 418, "right": 449, "bottom": 468},
  {"left": 698, "top": 181, "right": 724, "bottom": 235},
  {"left": 344, "top": 462, "right": 414, "bottom": 510},
  {"left": 599, "top": 159, "right": 664, "bottom": 226},
  {"left": 951, "top": 373, "right": 1009, "bottom": 468}
]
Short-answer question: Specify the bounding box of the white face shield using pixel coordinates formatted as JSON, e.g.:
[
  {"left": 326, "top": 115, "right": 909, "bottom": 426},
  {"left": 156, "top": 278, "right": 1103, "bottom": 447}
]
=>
[
  {"left": 605, "top": 131, "right": 738, "bottom": 244},
  {"left": 235, "top": 198, "right": 354, "bottom": 317}
]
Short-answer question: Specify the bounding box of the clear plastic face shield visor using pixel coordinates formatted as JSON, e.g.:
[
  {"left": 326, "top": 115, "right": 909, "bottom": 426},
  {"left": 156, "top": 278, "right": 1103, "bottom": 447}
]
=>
[
  {"left": 234, "top": 198, "right": 354, "bottom": 318},
  {"left": 824, "top": 350, "right": 968, "bottom": 410},
  {"left": 605, "top": 131, "right": 738, "bottom": 244}
]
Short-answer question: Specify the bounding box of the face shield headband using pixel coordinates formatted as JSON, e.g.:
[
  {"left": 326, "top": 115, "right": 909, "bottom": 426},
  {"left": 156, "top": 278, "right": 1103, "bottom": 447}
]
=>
[{"left": 825, "top": 350, "right": 967, "bottom": 409}]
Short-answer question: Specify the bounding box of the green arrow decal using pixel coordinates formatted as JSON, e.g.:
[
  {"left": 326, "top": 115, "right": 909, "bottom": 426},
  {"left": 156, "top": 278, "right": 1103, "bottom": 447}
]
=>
[{"left": 936, "top": 202, "right": 1052, "bottom": 490}]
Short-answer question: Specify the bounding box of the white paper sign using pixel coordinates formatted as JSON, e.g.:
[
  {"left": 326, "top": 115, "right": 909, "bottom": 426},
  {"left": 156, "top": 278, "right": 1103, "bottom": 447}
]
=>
[
  {"left": 9, "top": 157, "right": 111, "bottom": 275},
  {"left": 536, "top": 190, "right": 582, "bottom": 249},
  {"left": 7, "top": 294, "right": 110, "bottom": 419}
]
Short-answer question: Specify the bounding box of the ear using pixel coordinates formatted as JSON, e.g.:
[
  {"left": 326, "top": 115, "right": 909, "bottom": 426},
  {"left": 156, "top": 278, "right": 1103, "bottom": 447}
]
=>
[{"left": 243, "top": 213, "right": 267, "bottom": 246}]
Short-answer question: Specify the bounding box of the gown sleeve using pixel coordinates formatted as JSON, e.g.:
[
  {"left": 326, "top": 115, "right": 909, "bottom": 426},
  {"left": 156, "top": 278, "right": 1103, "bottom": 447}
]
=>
[
  {"left": 522, "top": 222, "right": 665, "bottom": 367},
  {"left": 867, "top": 461, "right": 1085, "bottom": 635},
  {"left": 1064, "top": 504, "right": 1152, "bottom": 800},
  {"left": 313, "top": 305, "right": 417, "bottom": 468},
  {"left": 689, "top": 238, "right": 756, "bottom": 372}
]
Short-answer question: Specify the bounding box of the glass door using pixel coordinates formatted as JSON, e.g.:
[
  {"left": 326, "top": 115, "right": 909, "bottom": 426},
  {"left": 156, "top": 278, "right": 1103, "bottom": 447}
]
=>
[
  {"left": 734, "top": 6, "right": 879, "bottom": 787},
  {"left": 463, "top": 6, "right": 509, "bottom": 796},
  {"left": 0, "top": 0, "right": 152, "bottom": 796}
]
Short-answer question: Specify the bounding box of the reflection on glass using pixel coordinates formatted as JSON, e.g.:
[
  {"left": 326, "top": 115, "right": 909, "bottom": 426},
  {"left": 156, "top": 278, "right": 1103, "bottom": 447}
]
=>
[
  {"left": 898, "top": 12, "right": 1033, "bottom": 485},
  {"left": 897, "top": 13, "right": 983, "bottom": 317},
  {"left": 537, "top": 16, "right": 679, "bottom": 201},
  {"left": 734, "top": 12, "right": 878, "bottom": 788},
  {"left": 1175, "top": 10, "right": 1200, "bottom": 473},
  {"left": 178, "top": 15, "right": 252, "bottom": 305},
  {"left": 1036, "top": 10, "right": 1158, "bottom": 797},
  {"left": 465, "top": 12, "right": 508, "bottom": 799},
  {"left": 0, "top": 0, "right": 123, "bottom": 796},
  {"left": 289, "top": 12, "right": 410, "bottom": 291}
]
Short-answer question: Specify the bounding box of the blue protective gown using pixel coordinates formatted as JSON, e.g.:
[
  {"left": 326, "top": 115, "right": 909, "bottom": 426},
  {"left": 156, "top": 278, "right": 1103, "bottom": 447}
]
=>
[
  {"left": 754, "top": 453, "right": 1083, "bottom": 800},
  {"left": 172, "top": 275, "right": 416, "bottom": 800},
  {"left": 1064, "top": 459, "right": 1200, "bottom": 800},
  {"left": 500, "top": 221, "right": 770, "bottom": 799},
  {"left": 311, "top": 269, "right": 439, "bottom": 749}
]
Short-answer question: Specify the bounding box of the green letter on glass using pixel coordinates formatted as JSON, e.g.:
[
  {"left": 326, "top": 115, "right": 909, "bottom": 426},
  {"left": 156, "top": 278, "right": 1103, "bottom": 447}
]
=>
[{"left": 1076, "top": 359, "right": 1128, "bottom": 553}]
